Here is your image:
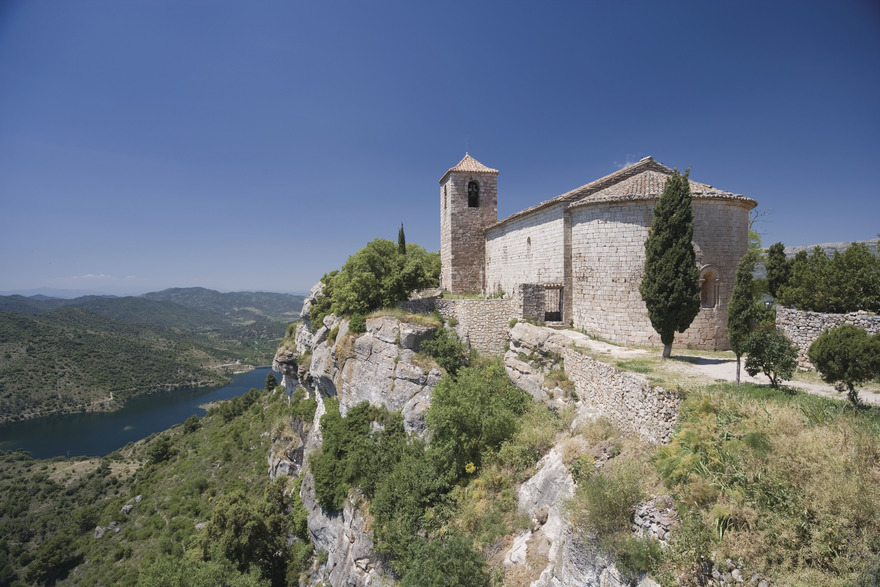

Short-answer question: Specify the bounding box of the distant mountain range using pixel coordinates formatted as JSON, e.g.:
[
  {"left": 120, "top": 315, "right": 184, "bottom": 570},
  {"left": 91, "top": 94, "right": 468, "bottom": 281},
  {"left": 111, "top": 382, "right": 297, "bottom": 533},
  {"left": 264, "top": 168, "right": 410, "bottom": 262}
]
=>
[
  {"left": 0, "top": 288, "right": 305, "bottom": 423},
  {"left": 0, "top": 287, "right": 304, "bottom": 325}
]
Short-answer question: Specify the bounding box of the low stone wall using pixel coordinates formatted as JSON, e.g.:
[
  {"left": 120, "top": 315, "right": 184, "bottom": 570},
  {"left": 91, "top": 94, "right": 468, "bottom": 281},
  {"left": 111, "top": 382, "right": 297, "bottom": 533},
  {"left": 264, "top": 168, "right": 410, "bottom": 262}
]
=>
[
  {"left": 776, "top": 306, "right": 880, "bottom": 370},
  {"left": 400, "top": 284, "right": 546, "bottom": 355},
  {"left": 563, "top": 347, "right": 680, "bottom": 444}
]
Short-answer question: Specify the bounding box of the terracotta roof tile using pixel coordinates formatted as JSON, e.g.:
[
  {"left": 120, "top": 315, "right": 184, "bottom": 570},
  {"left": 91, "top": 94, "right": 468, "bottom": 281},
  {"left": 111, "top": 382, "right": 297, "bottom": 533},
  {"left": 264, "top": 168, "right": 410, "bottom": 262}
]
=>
[
  {"left": 489, "top": 156, "right": 756, "bottom": 230},
  {"left": 439, "top": 154, "right": 499, "bottom": 183}
]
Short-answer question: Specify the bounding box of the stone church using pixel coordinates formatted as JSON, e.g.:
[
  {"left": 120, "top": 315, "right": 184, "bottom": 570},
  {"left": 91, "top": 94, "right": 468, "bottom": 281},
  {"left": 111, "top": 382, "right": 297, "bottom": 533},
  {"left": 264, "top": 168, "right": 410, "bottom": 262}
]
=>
[{"left": 439, "top": 154, "right": 757, "bottom": 350}]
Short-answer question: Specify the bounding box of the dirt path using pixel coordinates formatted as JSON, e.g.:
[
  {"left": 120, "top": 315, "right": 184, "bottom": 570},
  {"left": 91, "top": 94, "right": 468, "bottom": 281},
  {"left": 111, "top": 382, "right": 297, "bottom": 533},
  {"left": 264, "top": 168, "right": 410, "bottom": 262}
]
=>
[{"left": 570, "top": 333, "right": 880, "bottom": 407}]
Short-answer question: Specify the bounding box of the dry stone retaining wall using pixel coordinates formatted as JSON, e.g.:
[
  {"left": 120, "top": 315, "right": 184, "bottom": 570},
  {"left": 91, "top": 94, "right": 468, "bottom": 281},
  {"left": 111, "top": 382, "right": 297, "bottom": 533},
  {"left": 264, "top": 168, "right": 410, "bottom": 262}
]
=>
[
  {"left": 400, "top": 284, "right": 546, "bottom": 355},
  {"left": 563, "top": 346, "right": 681, "bottom": 444},
  {"left": 776, "top": 306, "right": 880, "bottom": 369}
]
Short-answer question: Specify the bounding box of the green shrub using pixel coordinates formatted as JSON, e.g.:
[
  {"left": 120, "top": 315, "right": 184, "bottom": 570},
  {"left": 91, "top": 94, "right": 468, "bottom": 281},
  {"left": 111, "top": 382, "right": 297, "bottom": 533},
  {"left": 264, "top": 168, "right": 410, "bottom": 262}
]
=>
[
  {"left": 421, "top": 327, "right": 467, "bottom": 376},
  {"left": 289, "top": 387, "right": 317, "bottom": 422},
  {"left": 183, "top": 414, "right": 201, "bottom": 434},
  {"left": 400, "top": 533, "right": 488, "bottom": 587},
  {"left": 573, "top": 459, "right": 643, "bottom": 536},
  {"left": 348, "top": 313, "right": 366, "bottom": 333},
  {"left": 809, "top": 324, "right": 880, "bottom": 405},
  {"left": 327, "top": 325, "right": 339, "bottom": 344},
  {"left": 427, "top": 359, "right": 530, "bottom": 479},
  {"left": 744, "top": 326, "right": 798, "bottom": 388}
]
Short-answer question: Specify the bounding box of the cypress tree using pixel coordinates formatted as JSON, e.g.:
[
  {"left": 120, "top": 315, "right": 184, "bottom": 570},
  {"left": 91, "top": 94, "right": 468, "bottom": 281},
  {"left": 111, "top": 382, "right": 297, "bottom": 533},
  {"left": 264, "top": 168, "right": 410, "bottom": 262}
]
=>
[
  {"left": 398, "top": 223, "right": 406, "bottom": 256},
  {"left": 765, "top": 242, "right": 790, "bottom": 299},
  {"left": 727, "top": 250, "right": 758, "bottom": 383},
  {"left": 639, "top": 169, "right": 700, "bottom": 358}
]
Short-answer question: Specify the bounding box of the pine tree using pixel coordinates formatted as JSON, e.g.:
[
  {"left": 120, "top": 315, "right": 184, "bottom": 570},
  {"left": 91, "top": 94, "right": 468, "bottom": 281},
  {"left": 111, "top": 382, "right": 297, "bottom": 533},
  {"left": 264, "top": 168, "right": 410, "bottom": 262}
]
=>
[
  {"left": 639, "top": 170, "right": 700, "bottom": 358},
  {"left": 398, "top": 223, "right": 406, "bottom": 256},
  {"left": 727, "top": 250, "right": 758, "bottom": 383}
]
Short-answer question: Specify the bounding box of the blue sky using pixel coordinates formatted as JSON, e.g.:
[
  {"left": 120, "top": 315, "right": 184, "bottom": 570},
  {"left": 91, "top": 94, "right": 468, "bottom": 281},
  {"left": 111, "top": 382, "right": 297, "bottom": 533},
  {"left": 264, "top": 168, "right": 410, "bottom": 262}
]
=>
[{"left": 1, "top": 0, "right": 878, "bottom": 295}]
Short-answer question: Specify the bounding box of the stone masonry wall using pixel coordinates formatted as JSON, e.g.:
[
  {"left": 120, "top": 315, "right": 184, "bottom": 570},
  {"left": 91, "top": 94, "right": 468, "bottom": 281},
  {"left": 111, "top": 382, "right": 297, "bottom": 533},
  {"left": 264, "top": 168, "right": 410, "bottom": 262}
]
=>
[
  {"left": 776, "top": 306, "right": 880, "bottom": 369},
  {"left": 568, "top": 199, "right": 750, "bottom": 350},
  {"left": 562, "top": 346, "right": 681, "bottom": 444},
  {"left": 399, "top": 285, "right": 545, "bottom": 356},
  {"left": 484, "top": 203, "right": 566, "bottom": 296}
]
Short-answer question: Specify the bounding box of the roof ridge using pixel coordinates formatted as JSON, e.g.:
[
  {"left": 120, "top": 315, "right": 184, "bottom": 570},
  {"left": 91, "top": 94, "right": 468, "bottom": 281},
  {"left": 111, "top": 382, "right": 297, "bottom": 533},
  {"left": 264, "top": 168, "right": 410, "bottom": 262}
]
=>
[{"left": 439, "top": 154, "right": 499, "bottom": 183}]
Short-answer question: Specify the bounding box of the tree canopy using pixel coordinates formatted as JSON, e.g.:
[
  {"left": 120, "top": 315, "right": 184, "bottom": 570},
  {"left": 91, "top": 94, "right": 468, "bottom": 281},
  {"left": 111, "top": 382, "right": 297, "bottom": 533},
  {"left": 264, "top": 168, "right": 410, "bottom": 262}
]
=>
[
  {"left": 312, "top": 238, "right": 440, "bottom": 324},
  {"left": 639, "top": 170, "right": 701, "bottom": 357},
  {"left": 777, "top": 243, "right": 880, "bottom": 313}
]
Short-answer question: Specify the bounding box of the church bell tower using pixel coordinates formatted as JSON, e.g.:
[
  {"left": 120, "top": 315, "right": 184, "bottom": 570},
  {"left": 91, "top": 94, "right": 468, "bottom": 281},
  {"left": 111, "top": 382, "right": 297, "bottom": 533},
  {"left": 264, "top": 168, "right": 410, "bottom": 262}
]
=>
[{"left": 439, "top": 154, "right": 498, "bottom": 294}]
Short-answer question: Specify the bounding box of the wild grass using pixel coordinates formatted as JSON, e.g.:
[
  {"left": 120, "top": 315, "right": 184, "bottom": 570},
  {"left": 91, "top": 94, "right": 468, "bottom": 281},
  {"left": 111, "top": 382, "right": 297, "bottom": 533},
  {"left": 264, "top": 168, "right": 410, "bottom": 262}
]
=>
[
  {"left": 367, "top": 307, "right": 443, "bottom": 328},
  {"left": 654, "top": 382, "right": 880, "bottom": 585}
]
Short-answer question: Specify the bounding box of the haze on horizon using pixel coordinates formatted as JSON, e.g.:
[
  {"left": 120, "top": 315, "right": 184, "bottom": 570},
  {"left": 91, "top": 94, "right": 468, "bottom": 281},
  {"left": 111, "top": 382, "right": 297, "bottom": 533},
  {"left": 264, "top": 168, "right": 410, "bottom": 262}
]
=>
[{"left": 1, "top": 0, "right": 878, "bottom": 296}]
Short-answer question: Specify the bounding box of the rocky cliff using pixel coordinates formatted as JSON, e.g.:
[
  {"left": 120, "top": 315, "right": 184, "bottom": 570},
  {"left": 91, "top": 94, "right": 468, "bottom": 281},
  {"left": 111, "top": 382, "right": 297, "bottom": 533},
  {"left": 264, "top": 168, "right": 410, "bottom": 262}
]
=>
[{"left": 269, "top": 286, "right": 678, "bottom": 586}]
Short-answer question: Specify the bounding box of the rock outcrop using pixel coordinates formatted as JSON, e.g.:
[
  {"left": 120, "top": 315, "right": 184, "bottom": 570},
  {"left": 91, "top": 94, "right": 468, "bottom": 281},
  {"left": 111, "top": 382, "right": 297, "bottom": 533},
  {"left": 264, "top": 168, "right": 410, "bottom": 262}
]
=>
[{"left": 270, "top": 283, "right": 446, "bottom": 584}]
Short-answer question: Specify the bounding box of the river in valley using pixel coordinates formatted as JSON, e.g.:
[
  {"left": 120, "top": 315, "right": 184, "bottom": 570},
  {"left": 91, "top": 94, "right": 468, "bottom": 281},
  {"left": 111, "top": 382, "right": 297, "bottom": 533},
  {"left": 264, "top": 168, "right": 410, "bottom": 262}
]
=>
[{"left": 0, "top": 367, "right": 275, "bottom": 459}]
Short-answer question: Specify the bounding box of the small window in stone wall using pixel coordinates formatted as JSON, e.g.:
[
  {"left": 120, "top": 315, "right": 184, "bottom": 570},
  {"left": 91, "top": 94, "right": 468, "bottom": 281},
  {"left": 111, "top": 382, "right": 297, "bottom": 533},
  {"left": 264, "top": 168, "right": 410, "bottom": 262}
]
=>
[
  {"left": 468, "top": 181, "right": 480, "bottom": 207},
  {"left": 700, "top": 269, "right": 718, "bottom": 308}
]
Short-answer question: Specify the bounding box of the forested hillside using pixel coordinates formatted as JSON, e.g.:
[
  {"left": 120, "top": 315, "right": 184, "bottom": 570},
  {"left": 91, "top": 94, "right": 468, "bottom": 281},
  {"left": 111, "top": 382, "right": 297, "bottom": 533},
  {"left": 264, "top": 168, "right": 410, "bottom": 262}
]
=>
[{"left": 0, "top": 288, "right": 303, "bottom": 423}]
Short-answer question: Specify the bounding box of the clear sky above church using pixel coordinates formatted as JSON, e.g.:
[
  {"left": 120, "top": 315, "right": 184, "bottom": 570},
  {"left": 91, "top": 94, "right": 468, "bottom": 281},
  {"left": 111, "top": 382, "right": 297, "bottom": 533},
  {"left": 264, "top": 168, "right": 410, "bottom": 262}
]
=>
[{"left": 1, "top": 0, "right": 878, "bottom": 295}]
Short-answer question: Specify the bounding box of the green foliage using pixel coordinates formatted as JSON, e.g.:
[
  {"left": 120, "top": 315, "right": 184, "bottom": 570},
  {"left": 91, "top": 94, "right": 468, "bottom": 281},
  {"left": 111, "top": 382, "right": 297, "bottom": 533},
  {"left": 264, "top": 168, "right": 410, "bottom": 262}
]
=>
[
  {"left": 264, "top": 372, "right": 277, "bottom": 392},
  {"left": 139, "top": 553, "right": 269, "bottom": 587},
  {"left": 201, "top": 479, "right": 294, "bottom": 585},
  {"left": 400, "top": 533, "right": 489, "bottom": 587},
  {"left": 398, "top": 222, "right": 407, "bottom": 256},
  {"left": 573, "top": 459, "right": 643, "bottom": 536},
  {"left": 183, "top": 414, "right": 201, "bottom": 434},
  {"left": 728, "top": 251, "right": 760, "bottom": 383},
  {"left": 309, "top": 238, "right": 440, "bottom": 325},
  {"left": 427, "top": 359, "right": 530, "bottom": 479},
  {"left": 289, "top": 386, "right": 317, "bottom": 422},
  {"left": 348, "top": 313, "right": 366, "bottom": 333},
  {"left": 310, "top": 399, "right": 407, "bottom": 511},
  {"left": 744, "top": 326, "right": 798, "bottom": 388},
  {"left": 655, "top": 382, "right": 880, "bottom": 583},
  {"left": 765, "top": 242, "right": 791, "bottom": 299},
  {"left": 327, "top": 324, "right": 339, "bottom": 344},
  {"left": 639, "top": 170, "right": 701, "bottom": 355},
  {"left": 22, "top": 528, "right": 83, "bottom": 585},
  {"left": 421, "top": 326, "right": 468, "bottom": 375},
  {"left": 728, "top": 251, "right": 759, "bottom": 356},
  {"left": 808, "top": 324, "right": 880, "bottom": 405},
  {"left": 148, "top": 436, "right": 176, "bottom": 464},
  {"left": 778, "top": 243, "right": 880, "bottom": 312}
]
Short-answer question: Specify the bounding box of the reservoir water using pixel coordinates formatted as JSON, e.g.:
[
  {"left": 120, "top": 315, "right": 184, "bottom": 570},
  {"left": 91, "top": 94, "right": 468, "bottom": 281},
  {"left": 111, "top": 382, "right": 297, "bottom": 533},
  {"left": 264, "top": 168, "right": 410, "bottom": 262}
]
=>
[{"left": 0, "top": 367, "right": 275, "bottom": 459}]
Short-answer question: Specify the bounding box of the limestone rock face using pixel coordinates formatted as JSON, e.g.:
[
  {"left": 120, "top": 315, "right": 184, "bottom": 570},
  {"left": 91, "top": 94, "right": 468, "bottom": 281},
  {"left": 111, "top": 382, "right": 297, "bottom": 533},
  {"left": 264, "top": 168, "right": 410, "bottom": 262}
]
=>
[
  {"left": 300, "top": 471, "right": 384, "bottom": 586},
  {"left": 292, "top": 312, "right": 441, "bottom": 435},
  {"left": 505, "top": 322, "right": 590, "bottom": 407}
]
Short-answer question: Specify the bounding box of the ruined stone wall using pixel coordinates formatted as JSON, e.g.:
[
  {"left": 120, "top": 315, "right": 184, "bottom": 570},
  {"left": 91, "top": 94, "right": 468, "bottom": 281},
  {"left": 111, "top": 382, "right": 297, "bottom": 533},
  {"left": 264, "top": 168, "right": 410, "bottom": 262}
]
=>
[
  {"left": 776, "top": 306, "right": 880, "bottom": 369},
  {"left": 484, "top": 203, "right": 566, "bottom": 296},
  {"left": 563, "top": 347, "right": 681, "bottom": 444},
  {"left": 568, "top": 199, "right": 750, "bottom": 350},
  {"left": 440, "top": 172, "right": 497, "bottom": 294}
]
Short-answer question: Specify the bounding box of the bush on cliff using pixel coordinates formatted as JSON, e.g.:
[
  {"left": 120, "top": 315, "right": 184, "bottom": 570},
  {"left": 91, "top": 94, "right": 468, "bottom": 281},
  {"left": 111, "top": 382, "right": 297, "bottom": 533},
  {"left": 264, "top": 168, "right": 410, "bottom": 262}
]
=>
[{"left": 310, "top": 238, "right": 440, "bottom": 330}]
